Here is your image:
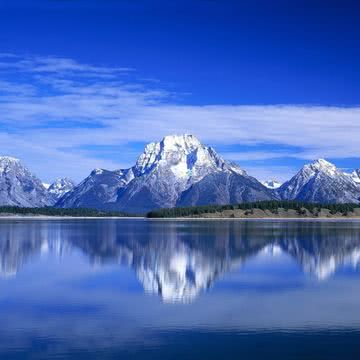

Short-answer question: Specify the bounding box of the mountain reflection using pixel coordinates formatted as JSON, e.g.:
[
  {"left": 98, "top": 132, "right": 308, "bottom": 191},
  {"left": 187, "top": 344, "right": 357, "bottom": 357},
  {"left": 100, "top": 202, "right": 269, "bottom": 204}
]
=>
[{"left": 0, "top": 220, "right": 360, "bottom": 302}]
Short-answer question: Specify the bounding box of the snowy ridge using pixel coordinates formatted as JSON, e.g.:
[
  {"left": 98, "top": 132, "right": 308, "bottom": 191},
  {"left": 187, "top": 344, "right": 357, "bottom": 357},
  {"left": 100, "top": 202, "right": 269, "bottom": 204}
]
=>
[
  {"left": 262, "top": 179, "right": 282, "bottom": 189},
  {"left": 277, "top": 158, "right": 360, "bottom": 204},
  {"left": 48, "top": 177, "right": 76, "bottom": 201}
]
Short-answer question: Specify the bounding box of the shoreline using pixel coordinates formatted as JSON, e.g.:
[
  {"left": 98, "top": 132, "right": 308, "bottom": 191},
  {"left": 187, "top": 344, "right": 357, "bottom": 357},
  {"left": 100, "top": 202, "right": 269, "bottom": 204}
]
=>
[
  {"left": 0, "top": 216, "right": 144, "bottom": 220},
  {"left": 0, "top": 215, "right": 359, "bottom": 221},
  {"left": 147, "top": 217, "right": 360, "bottom": 221}
]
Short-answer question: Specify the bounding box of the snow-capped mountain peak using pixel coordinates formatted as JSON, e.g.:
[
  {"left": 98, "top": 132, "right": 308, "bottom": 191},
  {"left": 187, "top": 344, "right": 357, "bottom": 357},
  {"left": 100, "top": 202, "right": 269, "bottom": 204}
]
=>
[
  {"left": 0, "top": 156, "right": 21, "bottom": 173},
  {"left": 306, "top": 158, "right": 337, "bottom": 176},
  {"left": 262, "top": 179, "right": 282, "bottom": 189},
  {"left": 135, "top": 134, "right": 213, "bottom": 175},
  {"left": 278, "top": 158, "right": 360, "bottom": 204},
  {"left": 48, "top": 177, "right": 76, "bottom": 201},
  {"left": 134, "top": 134, "right": 245, "bottom": 179}
]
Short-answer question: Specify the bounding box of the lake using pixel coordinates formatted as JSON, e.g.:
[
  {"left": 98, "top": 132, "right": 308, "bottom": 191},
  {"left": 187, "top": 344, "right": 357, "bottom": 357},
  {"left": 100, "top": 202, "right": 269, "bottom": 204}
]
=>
[{"left": 1, "top": 219, "right": 360, "bottom": 359}]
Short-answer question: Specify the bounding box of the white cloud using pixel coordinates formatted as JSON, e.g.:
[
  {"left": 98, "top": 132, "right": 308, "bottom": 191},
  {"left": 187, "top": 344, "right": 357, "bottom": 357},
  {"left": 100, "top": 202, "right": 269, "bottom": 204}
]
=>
[{"left": 0, "top": 54, "right": 359, "bottom": 182}]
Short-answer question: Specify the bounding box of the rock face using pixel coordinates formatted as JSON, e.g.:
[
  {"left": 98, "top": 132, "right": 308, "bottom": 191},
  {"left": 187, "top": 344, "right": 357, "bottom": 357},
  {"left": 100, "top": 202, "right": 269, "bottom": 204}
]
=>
[
  {"left": 178, "top": 171, "right": 276, "bottom": 207},
  {"left": 0, "top": 157, "right": 51, "bottom": 207},
  {"left": 57, "top": 135, "right": 275, "bottom": 213},
  {"left": 47, "top": 178, "right": 76, "bottom": 203},
  {"left": 277, "top": 159, "right": 360, "bottom": 204},
  {"left": 56, "top": 168, "right": 134, "bottom": 209}
]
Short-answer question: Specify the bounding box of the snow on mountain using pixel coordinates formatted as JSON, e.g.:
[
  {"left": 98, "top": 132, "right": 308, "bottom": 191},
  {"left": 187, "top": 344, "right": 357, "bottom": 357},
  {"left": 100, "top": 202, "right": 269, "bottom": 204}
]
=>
[
  {"left": 0, "top": 156, "right": 52, "bottom": 207},
  {"left": 57, "top": 134, "right": 274, "bottom": 213},
  {"left": 47, "top": 177, "right": 76, "bottom": 202},
  {"left": 134, "top": 134, "right": 245, "bottom": 178},
  {"left": 261, "top": 179, "right": 282, "bottom": 189},
  {"left": 56, "top": 168, "right": 134, "bottom": 209},
  {"left": 277, "top": 159, "right": 360, "bottom": 203},
  {"left": 115, "top": 134, "right": 258, "bottom": 213},
  {"left": 351, "top": 169, "right": 360, "bottom": 185}
]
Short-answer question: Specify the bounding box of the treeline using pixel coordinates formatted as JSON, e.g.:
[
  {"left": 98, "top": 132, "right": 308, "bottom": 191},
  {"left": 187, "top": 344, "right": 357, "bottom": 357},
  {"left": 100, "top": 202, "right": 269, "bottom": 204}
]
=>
[
  {"left": 147, "top": 201, "right": 360, "bottom": 218},
  {"left": 0, "top": 206, "right": 131, "bottom": 217}
]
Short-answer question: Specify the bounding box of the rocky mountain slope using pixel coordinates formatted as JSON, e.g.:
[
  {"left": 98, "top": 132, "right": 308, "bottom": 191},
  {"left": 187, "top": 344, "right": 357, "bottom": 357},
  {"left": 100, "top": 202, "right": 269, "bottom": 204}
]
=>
[
  {"left": 0, "top": 157, "right": 52, "bottom": 207},
  {"left": 177, "top": 171, "right": 275, "bottom": 207},
  {"left": 47, "top": 177, "right": 76, "bottom": 203},
  {"left": 277, "top": 159, "right": 360, "bottom": 204},
  {"left": 56, "top": 168, "right": 135, "bottom": 209}
]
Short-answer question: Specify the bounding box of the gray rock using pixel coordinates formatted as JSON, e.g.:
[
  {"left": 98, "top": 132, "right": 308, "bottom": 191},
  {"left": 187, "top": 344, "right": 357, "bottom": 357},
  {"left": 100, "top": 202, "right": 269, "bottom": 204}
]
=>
[
  {"left": 0, "top": 157, "right": 51, "bottom": 207},
  {"left": 178, "top": 171, "right": 276, "bottom": 207}
]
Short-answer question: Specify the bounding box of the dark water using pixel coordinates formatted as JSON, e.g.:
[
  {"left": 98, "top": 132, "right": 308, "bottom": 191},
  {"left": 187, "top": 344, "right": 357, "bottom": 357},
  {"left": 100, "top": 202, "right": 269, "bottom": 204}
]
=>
[{"left": 1, "top": 219, "right": 360, "bottom": 359}]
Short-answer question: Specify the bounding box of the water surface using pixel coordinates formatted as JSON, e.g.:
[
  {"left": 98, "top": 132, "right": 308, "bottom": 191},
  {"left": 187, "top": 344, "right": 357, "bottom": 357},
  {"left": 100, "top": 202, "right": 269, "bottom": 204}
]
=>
[{"left": 1, "top": 219, "right": 360, "bottom": 359}]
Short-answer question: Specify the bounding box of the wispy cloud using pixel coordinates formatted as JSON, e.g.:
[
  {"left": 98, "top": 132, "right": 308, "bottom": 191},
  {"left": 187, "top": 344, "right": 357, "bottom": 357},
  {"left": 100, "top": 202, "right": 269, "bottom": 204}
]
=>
[
  {"left": 0, "top": 53, "right": 133, "bottom": 75},
  {"left": 0, "top": 53, "right": 359, "bottom": 182}
]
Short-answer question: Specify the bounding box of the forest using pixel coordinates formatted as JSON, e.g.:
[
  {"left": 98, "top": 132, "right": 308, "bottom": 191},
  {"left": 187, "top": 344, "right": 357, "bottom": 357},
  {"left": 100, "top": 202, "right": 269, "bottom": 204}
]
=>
[
  {"left": 147, "top": 201, "right": 360, "bottom": 218},
  {"left": 0, "top": 206, "right": 130, "bottom": 217}
]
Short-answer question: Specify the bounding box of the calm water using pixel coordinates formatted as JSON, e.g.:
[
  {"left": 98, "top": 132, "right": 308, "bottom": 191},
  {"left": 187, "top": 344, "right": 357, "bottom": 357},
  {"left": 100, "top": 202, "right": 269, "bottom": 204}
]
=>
[{"left": 1, "top": 219, "right": 360, "bottom": 359}]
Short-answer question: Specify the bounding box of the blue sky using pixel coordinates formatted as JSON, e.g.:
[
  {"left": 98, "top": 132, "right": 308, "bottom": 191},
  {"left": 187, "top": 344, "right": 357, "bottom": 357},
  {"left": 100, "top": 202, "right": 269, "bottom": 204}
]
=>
[{"left": 1, "top": 0, "right": 360, "bottom": 182}]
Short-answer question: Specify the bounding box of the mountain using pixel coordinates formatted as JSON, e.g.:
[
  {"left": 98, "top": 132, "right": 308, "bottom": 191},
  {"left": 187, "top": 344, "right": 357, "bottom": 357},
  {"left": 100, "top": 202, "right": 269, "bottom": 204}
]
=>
[
  {"left": 47, "top": 177, "right": 76, "bottom": 202},
  {"left": 57, "top": 134, "right": 275, "bottom": 213},
  {"left": 0, "top": 157, "right": 52, "bottom": 207},
  {"left": 261, "top": 179, "right": 282, "bottom": 189},
  {"left": 56, "top": 168, "right": 134, "bottom": 209},
  {"left": 177, "top": 171, "right": 276, "bottom": 207},
  {"left": 277, "top": 159, "right": 360, "bottom": 203},
  {"left": 351, "top": 169, "right": 360, "bottom": 185}
]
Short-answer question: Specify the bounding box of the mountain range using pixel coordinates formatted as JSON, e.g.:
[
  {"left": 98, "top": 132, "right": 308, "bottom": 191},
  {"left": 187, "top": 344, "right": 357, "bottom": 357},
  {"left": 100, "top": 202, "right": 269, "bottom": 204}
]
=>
[
  {"left": 0, "top": 135, "right": 359, "bottom": 212},
  {"left": 0, "top": 156, "right": 75, "bottom": 207}
]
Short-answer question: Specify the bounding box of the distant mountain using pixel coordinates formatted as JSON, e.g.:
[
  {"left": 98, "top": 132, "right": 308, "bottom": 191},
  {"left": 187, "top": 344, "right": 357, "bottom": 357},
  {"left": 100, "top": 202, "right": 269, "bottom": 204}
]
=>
[
  {"left": 57, "top": 134, "right": 274, "bottom": 213},
  {"left": 47, "top": 177, "right": 76, "bottom": 202},
  {"left": 261, "top": 179, "right": 282, "bottom": 189},
  {"left": 56, "top": 168, "right": 134, "bottom": 209},
  {"left": 277, "top": 159, "right": 360, "bottom": 204},
  {"left": 0, "top": 157, "right": 52, "bottom": 207}
]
